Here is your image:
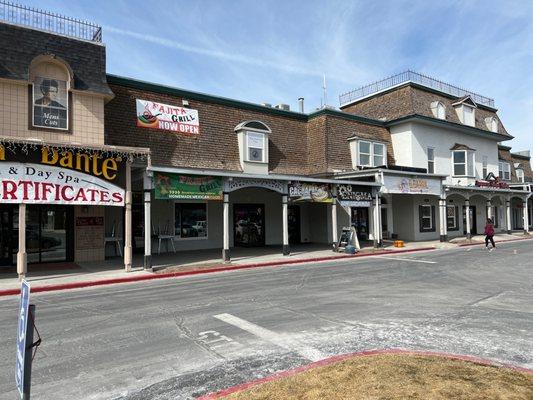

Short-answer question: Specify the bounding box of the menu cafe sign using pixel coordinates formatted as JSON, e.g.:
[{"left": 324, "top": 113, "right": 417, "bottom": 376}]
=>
[
  {"left": 136, "top": 99, "right": 200, "bottom": 135},
  {"left": 0, "top": 146, "right": 125, "bottom": 206}
]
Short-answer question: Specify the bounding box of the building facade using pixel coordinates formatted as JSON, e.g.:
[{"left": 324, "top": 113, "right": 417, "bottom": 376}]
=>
[{"left": 0, "top": 5, "right": 531, "bottom": 280}]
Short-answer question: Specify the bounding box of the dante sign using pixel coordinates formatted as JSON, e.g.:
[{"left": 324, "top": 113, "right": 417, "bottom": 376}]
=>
[
  {"left": 0, "top": 163, "right": 125, "bottom": 206},
  {"left": 136, "top": 99, "right": 199, "bottom": 134}
]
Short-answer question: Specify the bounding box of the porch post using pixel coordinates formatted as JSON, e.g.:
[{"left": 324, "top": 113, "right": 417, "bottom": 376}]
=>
[
  {"left": 506, "top": 198, "right": 512, "bottom": 234},
  {"left": 375, "top": 192, "right": 382, "bottom": 246},
  {"left": 222, "top": 192, "right": 230, "bottom": 262},
  {"left": 16, "top": 203, "right": 27, "bottom": 281},
  {"left": 465, "top": 198, "right": 472, "bottom": 239},
  {"left": 282, "top": 194, "right": 290, "bottom": 255},
  {"left": 331, "top": 186, "right": 338, "bottom": 251},
  {"left": 143, "top": 171, "right": 152, "bottom": 270},
  {"left": 439, "top": 198, "right": 447, "bottom": 242},
  {"left": 523, "top": 198, "right": 530, "bottom": 234},
  {"left": 124, "top": 161, "right": 132, "bottom": 272},
  {"left": 486, "top": 200, "right": 492, "bottom": 221}
]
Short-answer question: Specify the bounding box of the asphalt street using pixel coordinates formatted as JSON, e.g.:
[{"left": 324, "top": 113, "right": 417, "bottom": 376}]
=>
[{"left": 0, "top": 241, "right": 532, "bottom": 399}]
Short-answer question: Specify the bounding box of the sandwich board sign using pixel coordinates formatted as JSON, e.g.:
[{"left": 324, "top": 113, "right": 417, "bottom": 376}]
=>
[{"left": 15, "top": 280, "right": 30, "bottom": 398}]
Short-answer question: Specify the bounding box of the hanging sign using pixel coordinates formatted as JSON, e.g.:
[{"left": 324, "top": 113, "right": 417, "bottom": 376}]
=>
[
  {"left": 154, "top": 173, "right": 223, "bottom": 200},
  {"left": 0, "top": 162, "right": 125, "bottom": 206},
  {"left": 288, "top": 182, "right": 332, "bottom": 203},
  {"left": 337, "top": 185, "right": 373, "bottom": 207},
  {"left": 136, "top": 99, "right": 199, "bottom": 134}
]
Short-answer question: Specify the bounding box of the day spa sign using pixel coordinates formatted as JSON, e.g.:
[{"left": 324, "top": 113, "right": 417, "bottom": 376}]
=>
[
  {"left": 136, "top": 99, "right": 200, "bottom": 135},
  {"left": 0, "top": 146, "right": 125, "bottom": 206}
]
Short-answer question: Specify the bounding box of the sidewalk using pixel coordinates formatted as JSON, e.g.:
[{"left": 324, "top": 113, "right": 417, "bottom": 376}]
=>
[{"left": 0, "top": 234, "right": 529, "bottom": 296}]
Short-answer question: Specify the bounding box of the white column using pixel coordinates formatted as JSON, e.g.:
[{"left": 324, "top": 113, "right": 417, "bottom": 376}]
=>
[
  {"left": 143, "top": 172, "right": 152, "bottom": 270},
  {"left": 375, "top": 193, "right": 382, "bottom": 246},
  {"left": 506, "top": 198, "right": 512, "bottom": 234},
  {"left": 331, "top": 186, "right": 338, "bottom": 251},
  {"left": 124, "top": 161, "right": 132, "bottom": 272},
  {"left": 282, "top": 195, "right": 290, "bottom": 255},
  {"left": 17, "top": 203, "right": 27, "bottom": 281},
  {"left": 386, "top": 195, "right": 394, "bottom": 238},
  {"left": 486, "top": 200, "right": 492, "bottom": 221},
  {"left": 523, "top": 199, "right": 530, "bottom": 234},
  {"left": 222, "top": 192, "right": 230, "bottom": 262},
  {"left": 439, "top": 198, "right": 447, "bottom": 242},
  {"left": 465, "top": 198, "right": 471, "bottom": 239}
]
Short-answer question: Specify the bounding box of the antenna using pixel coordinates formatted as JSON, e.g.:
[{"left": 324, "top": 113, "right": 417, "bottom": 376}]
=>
[{"left": 323, "top": 73, "right": 328, "bottom": 107}]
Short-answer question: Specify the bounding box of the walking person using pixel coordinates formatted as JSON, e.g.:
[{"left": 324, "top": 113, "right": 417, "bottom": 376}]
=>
[{"left": 484, "top": 218, "right": 496, "bottom": 251}]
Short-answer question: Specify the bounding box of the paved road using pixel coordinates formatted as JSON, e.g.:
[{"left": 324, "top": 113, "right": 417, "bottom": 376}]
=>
[{"left": 0, "top": 241, "right": 532, "bottom": 399}]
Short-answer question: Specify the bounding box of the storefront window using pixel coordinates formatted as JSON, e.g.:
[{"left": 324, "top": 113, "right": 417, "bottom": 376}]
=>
[
  {"left": 419, "top": 205, "right": 435, "bottom": 232},
  {"left": 32, "top": 77, "right": 68, "bottom": 130},
  {"left": 175, "top": 203, "right": 207, "bottom": 239},
  {"left": 446, "top": 205, "right": 458, "bottom": 231}
]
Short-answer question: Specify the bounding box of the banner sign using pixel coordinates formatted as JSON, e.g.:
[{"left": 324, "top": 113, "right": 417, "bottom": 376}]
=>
[
  {"left": 288, "top": 182, "right": 332, "bottom": 203},
  {"left": 382, "top": 175, "right": 442, "bottom": 196},
  {"left": 475, "top": 173, "right": 509, "bottom": 189},
  {"left": 15, "top": 280, "right": 30, "bottom": 399},
  {"left": 337, "top": 185, "right": 373, "bottom": 207},
  {"left": 154, "top": 173, "right": 222, "bottom": 200},
  {"left": 0, "top": 162, "right": 125, "bottom": 206},
  {"left": 136, "top": 99, "right": 200, "bottom": 135}
]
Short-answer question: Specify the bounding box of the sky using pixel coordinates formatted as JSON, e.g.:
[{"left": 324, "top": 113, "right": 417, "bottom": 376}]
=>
[{"left": 24, "top": 0, "right": 533, "bottom": 152}]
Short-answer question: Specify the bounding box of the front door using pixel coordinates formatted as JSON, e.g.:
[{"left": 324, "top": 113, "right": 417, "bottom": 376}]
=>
[
  {"left": 288, "top": 205, "right": 301, "bottom": 244},
  {"left": 233, "top": 204, "right": 265, "bottom": 247},
  {"left": 351, "top": 207, "right": 369, "bottom": 241},
  {"left": 463, "top": 205, "right": 477, "bottom": 235},
  {"left": 0, "top": 206, "right": 13, "bottom": 266}
]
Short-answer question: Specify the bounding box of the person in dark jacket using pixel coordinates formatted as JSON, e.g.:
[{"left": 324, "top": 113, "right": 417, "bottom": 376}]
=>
[{"left": 484, "top": 218, "right": 496, "bottom": 250}]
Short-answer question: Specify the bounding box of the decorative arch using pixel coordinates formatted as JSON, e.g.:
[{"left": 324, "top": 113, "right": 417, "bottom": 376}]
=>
[
  {"left": 234, "top": 120, "right": 271, "bottom": 133},
  {"left": 29, "top": 54, "right": 74, "bottom": 86}
]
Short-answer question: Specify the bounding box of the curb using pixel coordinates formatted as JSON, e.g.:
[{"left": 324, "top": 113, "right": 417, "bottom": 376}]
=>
[
  {"left": 458, "top": 236, "right": 533, "bottom": 247},
  {"left": 198, "top": 348, "right": 533, "bottom": 399},
  {"left": 0, "top": 247, "right": 435, "bottom": 297}
]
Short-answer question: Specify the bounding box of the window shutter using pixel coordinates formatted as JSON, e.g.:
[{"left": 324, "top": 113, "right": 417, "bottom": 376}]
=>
[{"left": 418, "top": 205, "right": 423, "bottom": 232}]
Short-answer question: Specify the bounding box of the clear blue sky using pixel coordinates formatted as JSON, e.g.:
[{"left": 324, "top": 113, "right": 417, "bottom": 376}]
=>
[{"left": 24, "top": 0, "right": 533, "bottom": 152}]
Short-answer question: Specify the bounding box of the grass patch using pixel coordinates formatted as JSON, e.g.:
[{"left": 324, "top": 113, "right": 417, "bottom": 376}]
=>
[{"left": 222, "top": 354, "right": 533, "bottom": 400}]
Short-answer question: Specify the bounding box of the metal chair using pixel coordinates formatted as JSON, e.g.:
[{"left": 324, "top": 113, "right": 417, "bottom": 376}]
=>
[
  {"left": 104, "top": 221, "right": 123, "bottom": 257},
  {"left": 155, "top": 220, "right": 176, "bottom": 254}
]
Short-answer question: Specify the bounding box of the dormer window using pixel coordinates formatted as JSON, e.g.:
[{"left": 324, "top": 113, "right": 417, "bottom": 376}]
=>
[
  {"left": 348, "top": 139, "right": 387, "bottom": 168},
  {"left": 516, "top": 168, "right": 524, "bottom": 183},
  {"left": 29, "top": 55, "right": 73, "bottom": 132},
  {"left": 498, "top": 161, "right": 511, "bottom": 181},
  {"left": 453, "top": 96, "right": 477, "bottom": 127},
  {"left": 234, "top": 120, "right": 271, "bottom": 174},
  {"left": 485, "top": 117, "right": 498, "bottom": 133},
  {"left": 430, "top": 101, "right": 446, "bottom": 120}
]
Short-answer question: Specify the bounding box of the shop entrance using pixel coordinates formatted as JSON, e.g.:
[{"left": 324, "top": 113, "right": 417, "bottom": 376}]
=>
[
  {"left": 234, "top": 204, "right": 265, "bottom": 247},
  {"left": 0, "top": 206, "right": 13, "bottom": 266},
  {"left": 463, "top": 205, "right": 477, "bottom": 235},
  {"left": 351, "top": 207, "right": 369, "bottom": 241},
  {"left": 288, "top": 205, "right": 301, "bottom": 244}
]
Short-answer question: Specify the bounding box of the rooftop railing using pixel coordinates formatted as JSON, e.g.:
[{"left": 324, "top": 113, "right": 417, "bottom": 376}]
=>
[
  {"left": 0, "top": 1, "right": 102, "bottom": 42},
  {"left": 339, "top": 70, "right": 495, "bottom": 108}
]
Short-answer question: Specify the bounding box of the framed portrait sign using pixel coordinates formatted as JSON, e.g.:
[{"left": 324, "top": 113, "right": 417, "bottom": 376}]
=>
[{"left": 32, "top": 77, "right": 69, "bottom": 130}]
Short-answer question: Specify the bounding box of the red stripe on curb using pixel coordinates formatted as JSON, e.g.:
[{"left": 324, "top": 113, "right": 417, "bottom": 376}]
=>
[
  {"left": 0, "top": 247, "right": 435, "bottom": 297},
  {"left": 458, "top": 236, "right": 533, "bottom": 247},
  {"left": 197, "top": 348, "right": 533, "bottom": 399}
]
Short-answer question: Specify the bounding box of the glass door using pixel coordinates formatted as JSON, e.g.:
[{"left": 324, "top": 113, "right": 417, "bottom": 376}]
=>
[
  {"left": 233, "top": 204, "right": 265, "bottom": 247},
  {"left": 351, "top": 207, "right": 369, "bottom": 241},
  {"left": 0, "top": 206, "right": 13, "bottom": 266}
]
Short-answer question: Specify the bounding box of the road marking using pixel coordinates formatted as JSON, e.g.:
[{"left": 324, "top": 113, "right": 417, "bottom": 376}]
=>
[
  {"left": 377, "top": 256, "right": 436, "bottom": 264},
  {"left": 214, "top": 313, "right": 325, "bottom": 361}
]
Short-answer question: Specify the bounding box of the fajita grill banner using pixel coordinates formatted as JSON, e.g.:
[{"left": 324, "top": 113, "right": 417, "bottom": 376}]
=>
[
  {"left": 0, "top": 145, "right": 126, "bottom": 206},
  {"left": 154, "top": 173, "right": 223, "bottom": 200},
  {"left": 337, "top": 185, "right": 373, "bottom": 207},
  {"left": 136, "top": 99, "right": 199, "bottom": 135},
  {"left": 288, "top": 182, "right": 332, "bottom": 203}
]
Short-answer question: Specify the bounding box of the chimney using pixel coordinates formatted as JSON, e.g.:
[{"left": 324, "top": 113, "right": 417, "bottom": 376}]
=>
[
  {"left": 298, "top": 97, "right": 304, "bottom": 113},
  {"left": 275, "top": 103, "right": 290, "bottom": 111}
]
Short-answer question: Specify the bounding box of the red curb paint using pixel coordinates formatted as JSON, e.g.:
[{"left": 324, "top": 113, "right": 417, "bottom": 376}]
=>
[
  {"left": 0, "top": 247, "right": 435, "bottom": 297},
  {"left": 458, "top": 236, "right": 533, "bottom": 247},
  {"left": 197, "top": 348, "right": 533, "bottom": 399}
]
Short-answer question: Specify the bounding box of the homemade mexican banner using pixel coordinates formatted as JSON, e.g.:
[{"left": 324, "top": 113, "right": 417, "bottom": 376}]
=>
[
  {"left": 0, "top": 162, "right": 125, "bottom": 205},
  {"left": 154, "top": 173, "right": 223, "bottom": 200},
  {"left": 337, "top": 185, "right": 373, "bottom": 207},
  {"left": 288, "top": 182, "right": 332, "bottom": 203},
  {"left": 136, "top": 99, "right": 200, "bottom": 135}
]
